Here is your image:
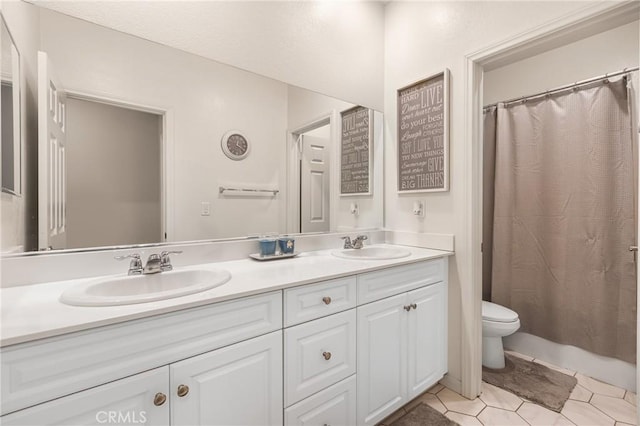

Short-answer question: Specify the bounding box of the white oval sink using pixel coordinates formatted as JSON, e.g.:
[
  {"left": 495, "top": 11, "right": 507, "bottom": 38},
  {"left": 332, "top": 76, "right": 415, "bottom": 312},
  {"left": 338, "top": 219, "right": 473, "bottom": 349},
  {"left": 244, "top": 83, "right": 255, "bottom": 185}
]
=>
[
  {"left": 332, "top": 246, "right": 411, "bottom": 260},
  {"left": 60, "top": 269, "right": 232, "bottom": 307}
]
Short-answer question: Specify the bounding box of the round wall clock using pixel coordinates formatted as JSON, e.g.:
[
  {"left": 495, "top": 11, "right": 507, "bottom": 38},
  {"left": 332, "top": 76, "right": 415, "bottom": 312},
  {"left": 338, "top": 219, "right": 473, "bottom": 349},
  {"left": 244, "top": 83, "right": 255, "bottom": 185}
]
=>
[{"left": 221, "top": 130, "right": 250, "bottom": 160}]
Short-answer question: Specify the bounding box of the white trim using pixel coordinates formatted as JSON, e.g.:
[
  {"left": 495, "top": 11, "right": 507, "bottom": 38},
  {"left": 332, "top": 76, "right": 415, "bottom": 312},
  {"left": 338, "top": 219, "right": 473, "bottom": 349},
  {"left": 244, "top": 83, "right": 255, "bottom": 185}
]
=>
[
  {"left": 65, "top": 89, "right": 174, "bottom": 243},
  {"left": 462, "top": 0, "right": 640, "bottom": 400}
]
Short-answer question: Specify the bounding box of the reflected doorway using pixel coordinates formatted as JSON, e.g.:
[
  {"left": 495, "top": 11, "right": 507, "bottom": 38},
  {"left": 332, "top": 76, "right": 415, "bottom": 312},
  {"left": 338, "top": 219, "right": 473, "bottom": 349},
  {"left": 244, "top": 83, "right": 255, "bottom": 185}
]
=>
[
  {"left": 287, "top": 114, "right": 335, "bottom": 234},
  {"left": 64, "top": 97, "right": 162, "bottom": 249}
]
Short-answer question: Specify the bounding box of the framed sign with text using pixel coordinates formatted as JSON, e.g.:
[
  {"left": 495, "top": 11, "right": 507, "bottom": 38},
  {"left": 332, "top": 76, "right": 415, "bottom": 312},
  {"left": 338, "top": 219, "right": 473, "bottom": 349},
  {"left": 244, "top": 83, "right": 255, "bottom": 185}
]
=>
[
  {"left": 340, "top": 106, "right": 373, "bottom": 195},
  {"left": 397, "top": 69, "right": 450, "bottom": 193}
]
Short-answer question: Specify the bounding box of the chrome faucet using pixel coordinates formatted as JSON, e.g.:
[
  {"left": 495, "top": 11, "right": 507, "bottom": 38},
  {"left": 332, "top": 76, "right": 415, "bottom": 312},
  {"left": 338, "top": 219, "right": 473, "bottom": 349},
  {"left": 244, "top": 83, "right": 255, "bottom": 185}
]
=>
[
  {"left": 115, "top": 251, "right": 182, "bottom": 275},
  {"left": 341, "top": 235, "right": 368, "bottom": 249}
]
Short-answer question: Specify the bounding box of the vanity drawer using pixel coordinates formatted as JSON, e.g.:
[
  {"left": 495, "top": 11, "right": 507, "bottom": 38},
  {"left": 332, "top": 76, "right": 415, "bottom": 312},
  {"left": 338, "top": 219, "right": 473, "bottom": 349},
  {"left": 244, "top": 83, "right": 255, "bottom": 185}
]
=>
[
  {"left": 0, "top": 291, "right": 282, "bottom": 416},
  {"left": 285, "top": 310, "right": 356, "bottom": 406},
  {"left": 285, "top": 374, "right": 356, "bottom": 426},
  {"left": 357, "top": 259, "right": 444, "bottom": 305},
  {"left": 284, "top": 276, "right": 356, "bottom": 327}
]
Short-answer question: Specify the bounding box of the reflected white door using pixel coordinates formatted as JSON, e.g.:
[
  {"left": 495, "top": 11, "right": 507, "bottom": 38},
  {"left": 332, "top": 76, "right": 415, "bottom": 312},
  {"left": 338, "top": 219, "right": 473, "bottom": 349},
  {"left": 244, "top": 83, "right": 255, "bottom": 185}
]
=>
[
  {"left": 37, "top": 51, "right": 67, "bottom": 250},
  {"left": 300, "top": 126, "right": 330, "bottom": 233}
]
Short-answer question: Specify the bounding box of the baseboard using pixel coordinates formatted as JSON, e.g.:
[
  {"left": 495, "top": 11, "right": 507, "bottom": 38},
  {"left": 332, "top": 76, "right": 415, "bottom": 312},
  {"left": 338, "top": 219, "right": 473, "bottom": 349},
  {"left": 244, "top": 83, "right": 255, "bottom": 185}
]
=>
[{"left": 504, "top": 332, "right": 636, "bottom": 392}]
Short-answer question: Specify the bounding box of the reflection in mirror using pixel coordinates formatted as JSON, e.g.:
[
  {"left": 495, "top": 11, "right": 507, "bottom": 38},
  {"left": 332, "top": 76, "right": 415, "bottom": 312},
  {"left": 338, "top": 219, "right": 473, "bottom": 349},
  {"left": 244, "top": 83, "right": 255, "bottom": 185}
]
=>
[
  {"left": 3, "top": 3, "right": 383, "bottom": 254},
  {"left": 1, "top": 15, "right": 21, "bottom": 196}
]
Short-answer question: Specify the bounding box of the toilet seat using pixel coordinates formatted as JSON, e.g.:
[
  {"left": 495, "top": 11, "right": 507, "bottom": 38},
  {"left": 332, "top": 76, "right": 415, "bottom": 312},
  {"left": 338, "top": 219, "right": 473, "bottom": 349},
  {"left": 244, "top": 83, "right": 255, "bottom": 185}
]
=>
[{"left": 482, "top": 301, "right": 518, "bottom": 323}]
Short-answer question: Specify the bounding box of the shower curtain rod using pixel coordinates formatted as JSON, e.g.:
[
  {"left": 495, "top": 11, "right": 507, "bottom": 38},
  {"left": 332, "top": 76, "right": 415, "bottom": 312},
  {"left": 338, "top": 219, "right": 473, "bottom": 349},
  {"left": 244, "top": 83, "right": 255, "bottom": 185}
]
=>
[{"left": 483, "top": 66, "right": 639, "bottom": 110}]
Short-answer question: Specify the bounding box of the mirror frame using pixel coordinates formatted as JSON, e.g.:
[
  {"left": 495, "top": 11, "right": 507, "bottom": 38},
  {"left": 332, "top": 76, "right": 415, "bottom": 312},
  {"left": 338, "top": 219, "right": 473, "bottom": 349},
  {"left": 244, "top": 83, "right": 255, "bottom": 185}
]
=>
[{"left": 1, "top": 13, "right": 22, "bottom": 197}]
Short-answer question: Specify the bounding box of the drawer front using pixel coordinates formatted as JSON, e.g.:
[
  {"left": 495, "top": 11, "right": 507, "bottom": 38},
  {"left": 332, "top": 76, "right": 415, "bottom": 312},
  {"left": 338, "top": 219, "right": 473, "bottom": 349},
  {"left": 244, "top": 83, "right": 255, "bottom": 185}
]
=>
[
  {"left": 284, "top": 276, "right": 356, "bottom": 327},
  {"left": 285, "top": 375, "right": 356, "bottom": 426},
  {"left": 285, "top": 310, "right": 356, "bottom": 406},
  {"left": 357, "top": 259, "right": 444, "bottom": 304},
  {"left": 1, "top": 291, "right": 282, "bottom": 416}
]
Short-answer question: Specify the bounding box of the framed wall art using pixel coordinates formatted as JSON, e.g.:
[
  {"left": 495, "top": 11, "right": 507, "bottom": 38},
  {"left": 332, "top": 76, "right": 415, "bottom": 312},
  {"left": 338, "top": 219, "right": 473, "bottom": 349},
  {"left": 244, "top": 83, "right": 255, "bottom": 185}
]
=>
[
  {"left": 340, "top": 105, "right": 372, "bottom": 196},
  {"left": 397, "top": 69, "right": 450, "bottom": 193}
]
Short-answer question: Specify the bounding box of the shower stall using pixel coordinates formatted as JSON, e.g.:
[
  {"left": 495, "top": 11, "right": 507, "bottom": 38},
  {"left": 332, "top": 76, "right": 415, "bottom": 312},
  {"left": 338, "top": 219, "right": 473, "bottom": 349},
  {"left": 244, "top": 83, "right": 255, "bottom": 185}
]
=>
[{"left": 483, "top": 67, "right": 639, "bottom": 390}]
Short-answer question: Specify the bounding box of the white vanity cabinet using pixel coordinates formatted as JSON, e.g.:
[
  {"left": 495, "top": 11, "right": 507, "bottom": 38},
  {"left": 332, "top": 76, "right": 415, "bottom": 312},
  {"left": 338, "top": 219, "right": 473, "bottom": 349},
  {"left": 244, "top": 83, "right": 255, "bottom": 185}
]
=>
[
  {"left": 356, "top": 263, "right": 448, "bottom": 426},
  {"left": 1, "top": 255, "right": 449, "bottom": 426},
  {"left": 2, "top": 331, "right": 283, "bottom": 426}
]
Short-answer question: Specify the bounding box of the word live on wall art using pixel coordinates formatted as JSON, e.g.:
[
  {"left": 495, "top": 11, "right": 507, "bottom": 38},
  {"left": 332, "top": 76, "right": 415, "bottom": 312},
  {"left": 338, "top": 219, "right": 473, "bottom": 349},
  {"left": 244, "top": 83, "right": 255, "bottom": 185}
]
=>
[
  {"left": 341, "top": 106, "right": 373, "bottom": 195},
  {"left": 397, "top": 69, "right": 450, "bottom": 192}
]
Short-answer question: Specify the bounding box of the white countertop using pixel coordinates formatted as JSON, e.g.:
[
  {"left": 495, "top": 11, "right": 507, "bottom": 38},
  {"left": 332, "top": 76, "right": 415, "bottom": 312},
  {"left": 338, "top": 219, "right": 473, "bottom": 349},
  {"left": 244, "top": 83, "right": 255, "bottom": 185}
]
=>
[{"left": 0, "top": 245, "right": 452, "bottom": 348}]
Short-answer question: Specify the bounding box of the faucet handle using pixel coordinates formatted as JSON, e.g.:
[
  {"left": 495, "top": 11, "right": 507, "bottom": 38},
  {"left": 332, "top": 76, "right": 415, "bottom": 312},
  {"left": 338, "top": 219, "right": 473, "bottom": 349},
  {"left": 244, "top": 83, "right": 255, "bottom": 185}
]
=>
[
  {"left": 340, "top": 236, "right": 353, "bottom": 249},
  {"left": 160, "top": 250, "right": 182, "bottom": 271},
  {"left": 114, "top": 253, "right": 143, "bottom": 275}
]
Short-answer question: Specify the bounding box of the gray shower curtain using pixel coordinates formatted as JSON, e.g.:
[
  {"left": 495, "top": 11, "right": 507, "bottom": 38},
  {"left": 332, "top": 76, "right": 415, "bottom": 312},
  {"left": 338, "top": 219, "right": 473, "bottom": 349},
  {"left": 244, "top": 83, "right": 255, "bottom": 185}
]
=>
[{"left": 488, "top": 76, "right": 637, "bottom": 364}]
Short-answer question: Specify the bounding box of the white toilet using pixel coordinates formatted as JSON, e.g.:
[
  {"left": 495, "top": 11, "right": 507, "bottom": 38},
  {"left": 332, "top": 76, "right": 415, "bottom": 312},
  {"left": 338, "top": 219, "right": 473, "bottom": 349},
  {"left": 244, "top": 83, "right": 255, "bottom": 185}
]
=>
[{"left": 482, "top": 301, "right": 520, "bottom": 369}]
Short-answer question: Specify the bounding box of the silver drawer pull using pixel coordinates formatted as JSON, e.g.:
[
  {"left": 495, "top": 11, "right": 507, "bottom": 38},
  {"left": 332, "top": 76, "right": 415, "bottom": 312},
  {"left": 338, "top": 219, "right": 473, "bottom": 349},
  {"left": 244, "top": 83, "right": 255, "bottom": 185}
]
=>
[
  {"left": 322, "top": 351, "right": 332, "bottom": 360},
  {"left": 410, "top": 303, "right": 417, "bottom": 310},
  {"left": 322, "top": 296, "right": 332, "bottom": 305},
  {"left": 404, "top": 305, "right": 411, "bottom": 311}
]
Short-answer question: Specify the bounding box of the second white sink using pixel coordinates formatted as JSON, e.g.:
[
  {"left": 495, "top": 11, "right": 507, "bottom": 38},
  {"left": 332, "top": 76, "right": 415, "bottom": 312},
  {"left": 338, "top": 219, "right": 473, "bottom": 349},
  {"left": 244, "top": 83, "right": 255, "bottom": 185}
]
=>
[
  {"left": 60, "top": 268, "right": 232, "bottom": 307},
  {"left": 332, "top": 246, "right": 411, "bottom": 260}
]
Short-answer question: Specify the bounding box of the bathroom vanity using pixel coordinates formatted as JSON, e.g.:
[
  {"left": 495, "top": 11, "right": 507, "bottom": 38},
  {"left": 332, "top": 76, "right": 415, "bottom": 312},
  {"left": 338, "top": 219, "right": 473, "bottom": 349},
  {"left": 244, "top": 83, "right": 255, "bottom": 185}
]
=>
[{"left": 0, "top": 246, "right": 449, "bottom": 426}]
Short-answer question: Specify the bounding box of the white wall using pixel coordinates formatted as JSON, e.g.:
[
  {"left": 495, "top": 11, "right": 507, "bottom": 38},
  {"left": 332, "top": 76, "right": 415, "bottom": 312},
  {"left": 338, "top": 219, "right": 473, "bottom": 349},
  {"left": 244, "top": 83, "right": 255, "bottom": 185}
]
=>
[
  {"left": 1, "top": 0, "right": 40, "bottom": 252},
  {"left": 30, "top": 1, "right": 386, "bottom": 111},
  {"left": 38, "top": 7, "right": 289, "bottom": 242},
  {"left": 484, "top": 20, "right": 639, "bottom": 105},
  {"left": 383, "top": 0, "right": 612, "bottom": 393}
]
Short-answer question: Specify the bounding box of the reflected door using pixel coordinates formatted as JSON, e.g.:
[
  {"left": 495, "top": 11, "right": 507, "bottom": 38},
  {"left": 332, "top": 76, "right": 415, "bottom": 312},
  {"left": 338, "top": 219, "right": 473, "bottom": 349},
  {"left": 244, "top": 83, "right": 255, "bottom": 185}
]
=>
[
  {"left": 300, "top": 127, "right": 330, "bottom": 233},
  {"left": 37, "top": 51, "right": 67, "bottom": 250}
]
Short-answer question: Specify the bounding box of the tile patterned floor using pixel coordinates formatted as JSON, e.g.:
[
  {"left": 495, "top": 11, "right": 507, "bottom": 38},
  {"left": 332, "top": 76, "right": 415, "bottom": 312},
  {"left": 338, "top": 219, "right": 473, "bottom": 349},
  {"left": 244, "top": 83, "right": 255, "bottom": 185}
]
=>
[{"left": 379, "top": 351, "right": 637, "bottom": 426}]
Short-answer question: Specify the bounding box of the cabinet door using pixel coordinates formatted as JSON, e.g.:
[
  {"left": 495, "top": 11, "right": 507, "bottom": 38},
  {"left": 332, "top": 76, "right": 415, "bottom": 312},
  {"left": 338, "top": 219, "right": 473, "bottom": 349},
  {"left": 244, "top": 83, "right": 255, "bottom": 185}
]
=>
[
  {"left": 170, "top": 331, "right": 282, "bottom": 426},
  {"left": 357, "top": 293, "right": 408, "bottom": 426},
  {"left": 1, "top": 367, "right": 169, "bottom": 426},
  {"left": 407, "top": 282, "right": 447, "bottom": 400}
]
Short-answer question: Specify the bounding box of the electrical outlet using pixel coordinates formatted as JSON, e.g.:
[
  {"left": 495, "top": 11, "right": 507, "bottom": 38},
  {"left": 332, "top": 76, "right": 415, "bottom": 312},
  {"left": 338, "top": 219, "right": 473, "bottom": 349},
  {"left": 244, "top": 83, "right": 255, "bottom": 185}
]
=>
[
  {"left": 413, "top": 201, "right": 424, "bottom": 217},
  {"left": 201, "top": 202, "right": 211, "bottom": 216},
  {"left": 350, "top": 203, "right": 359, "bottom": 216}
]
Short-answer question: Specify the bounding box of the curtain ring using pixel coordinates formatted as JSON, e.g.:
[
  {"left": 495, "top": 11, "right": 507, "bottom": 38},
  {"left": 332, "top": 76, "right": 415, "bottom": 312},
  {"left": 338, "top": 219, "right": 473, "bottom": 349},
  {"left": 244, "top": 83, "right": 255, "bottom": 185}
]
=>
[
  {"left": 544, "top": 90, "right": 550, "bottom": 99},
  {"left": 603, "top": 73, "right": 609, "bottom": 84},
  {"left": 572, "top": 83, "right": 579, "bottom": 92}
]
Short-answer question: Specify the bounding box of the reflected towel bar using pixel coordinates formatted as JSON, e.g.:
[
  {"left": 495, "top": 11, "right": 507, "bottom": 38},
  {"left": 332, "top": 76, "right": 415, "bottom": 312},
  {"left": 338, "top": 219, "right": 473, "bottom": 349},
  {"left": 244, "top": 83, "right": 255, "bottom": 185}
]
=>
[{"left": 219, "top": 186, "right": 279, "bottom": 196}]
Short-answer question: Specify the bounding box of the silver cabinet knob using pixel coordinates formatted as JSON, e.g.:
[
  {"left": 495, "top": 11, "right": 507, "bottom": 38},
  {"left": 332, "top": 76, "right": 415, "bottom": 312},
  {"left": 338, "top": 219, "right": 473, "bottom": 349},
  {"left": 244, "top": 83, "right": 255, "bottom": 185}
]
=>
[
  {"left": 153, "top": 393, "right": 167, "bottom": 406},
  {"left": 322, "top": 351, "right": 332, "bottom": 360},
  {"left": 322, "top": 296, "right": 332, "bottom": 305},
  {"left": 404, "top": 305, "right": 411, "bottom": 311},
  {"left": 410, "top": 303, "right": 417, "bottom": 310},
  {"left": 177, "top": 384, "right": 189, "bottom": 397}
]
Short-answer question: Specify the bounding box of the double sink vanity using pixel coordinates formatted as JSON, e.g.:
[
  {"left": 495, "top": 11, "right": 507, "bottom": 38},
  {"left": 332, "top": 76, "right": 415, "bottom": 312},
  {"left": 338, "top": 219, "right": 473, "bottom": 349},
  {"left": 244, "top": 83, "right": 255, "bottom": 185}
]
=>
[{"left": 0, "top": 243, "right": 451, "bottom": 426}]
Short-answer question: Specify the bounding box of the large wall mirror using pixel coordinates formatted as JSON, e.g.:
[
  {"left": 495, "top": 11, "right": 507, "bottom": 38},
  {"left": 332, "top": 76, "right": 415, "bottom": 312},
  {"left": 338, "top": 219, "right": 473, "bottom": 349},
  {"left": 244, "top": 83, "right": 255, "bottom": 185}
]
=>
[
  {"left": 1, "top": 2, "right": 383, "bottom": 254},
  {"left": 1, "top": 15, "right": 21, "bottom": 196}
]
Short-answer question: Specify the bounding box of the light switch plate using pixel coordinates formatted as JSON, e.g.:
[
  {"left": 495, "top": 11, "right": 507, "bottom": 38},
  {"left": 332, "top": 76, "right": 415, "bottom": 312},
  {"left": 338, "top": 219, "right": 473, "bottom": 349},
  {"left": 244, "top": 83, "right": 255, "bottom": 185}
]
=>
[{"left": 201, "top": 202, "right": 211, "bottom": 216}]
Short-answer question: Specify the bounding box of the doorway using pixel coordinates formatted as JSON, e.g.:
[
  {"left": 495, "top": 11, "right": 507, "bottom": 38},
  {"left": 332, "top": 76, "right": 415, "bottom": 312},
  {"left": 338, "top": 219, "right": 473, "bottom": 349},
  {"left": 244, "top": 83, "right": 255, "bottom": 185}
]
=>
[
  {"left": 463, "top": 1, "right": 640, "bottom": 401},
  {"left": 65, "top": 96, "right": 163, "bottom": 249},
  {"left": 287, "top": 114, "right": 335, "bottom": 234}
]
